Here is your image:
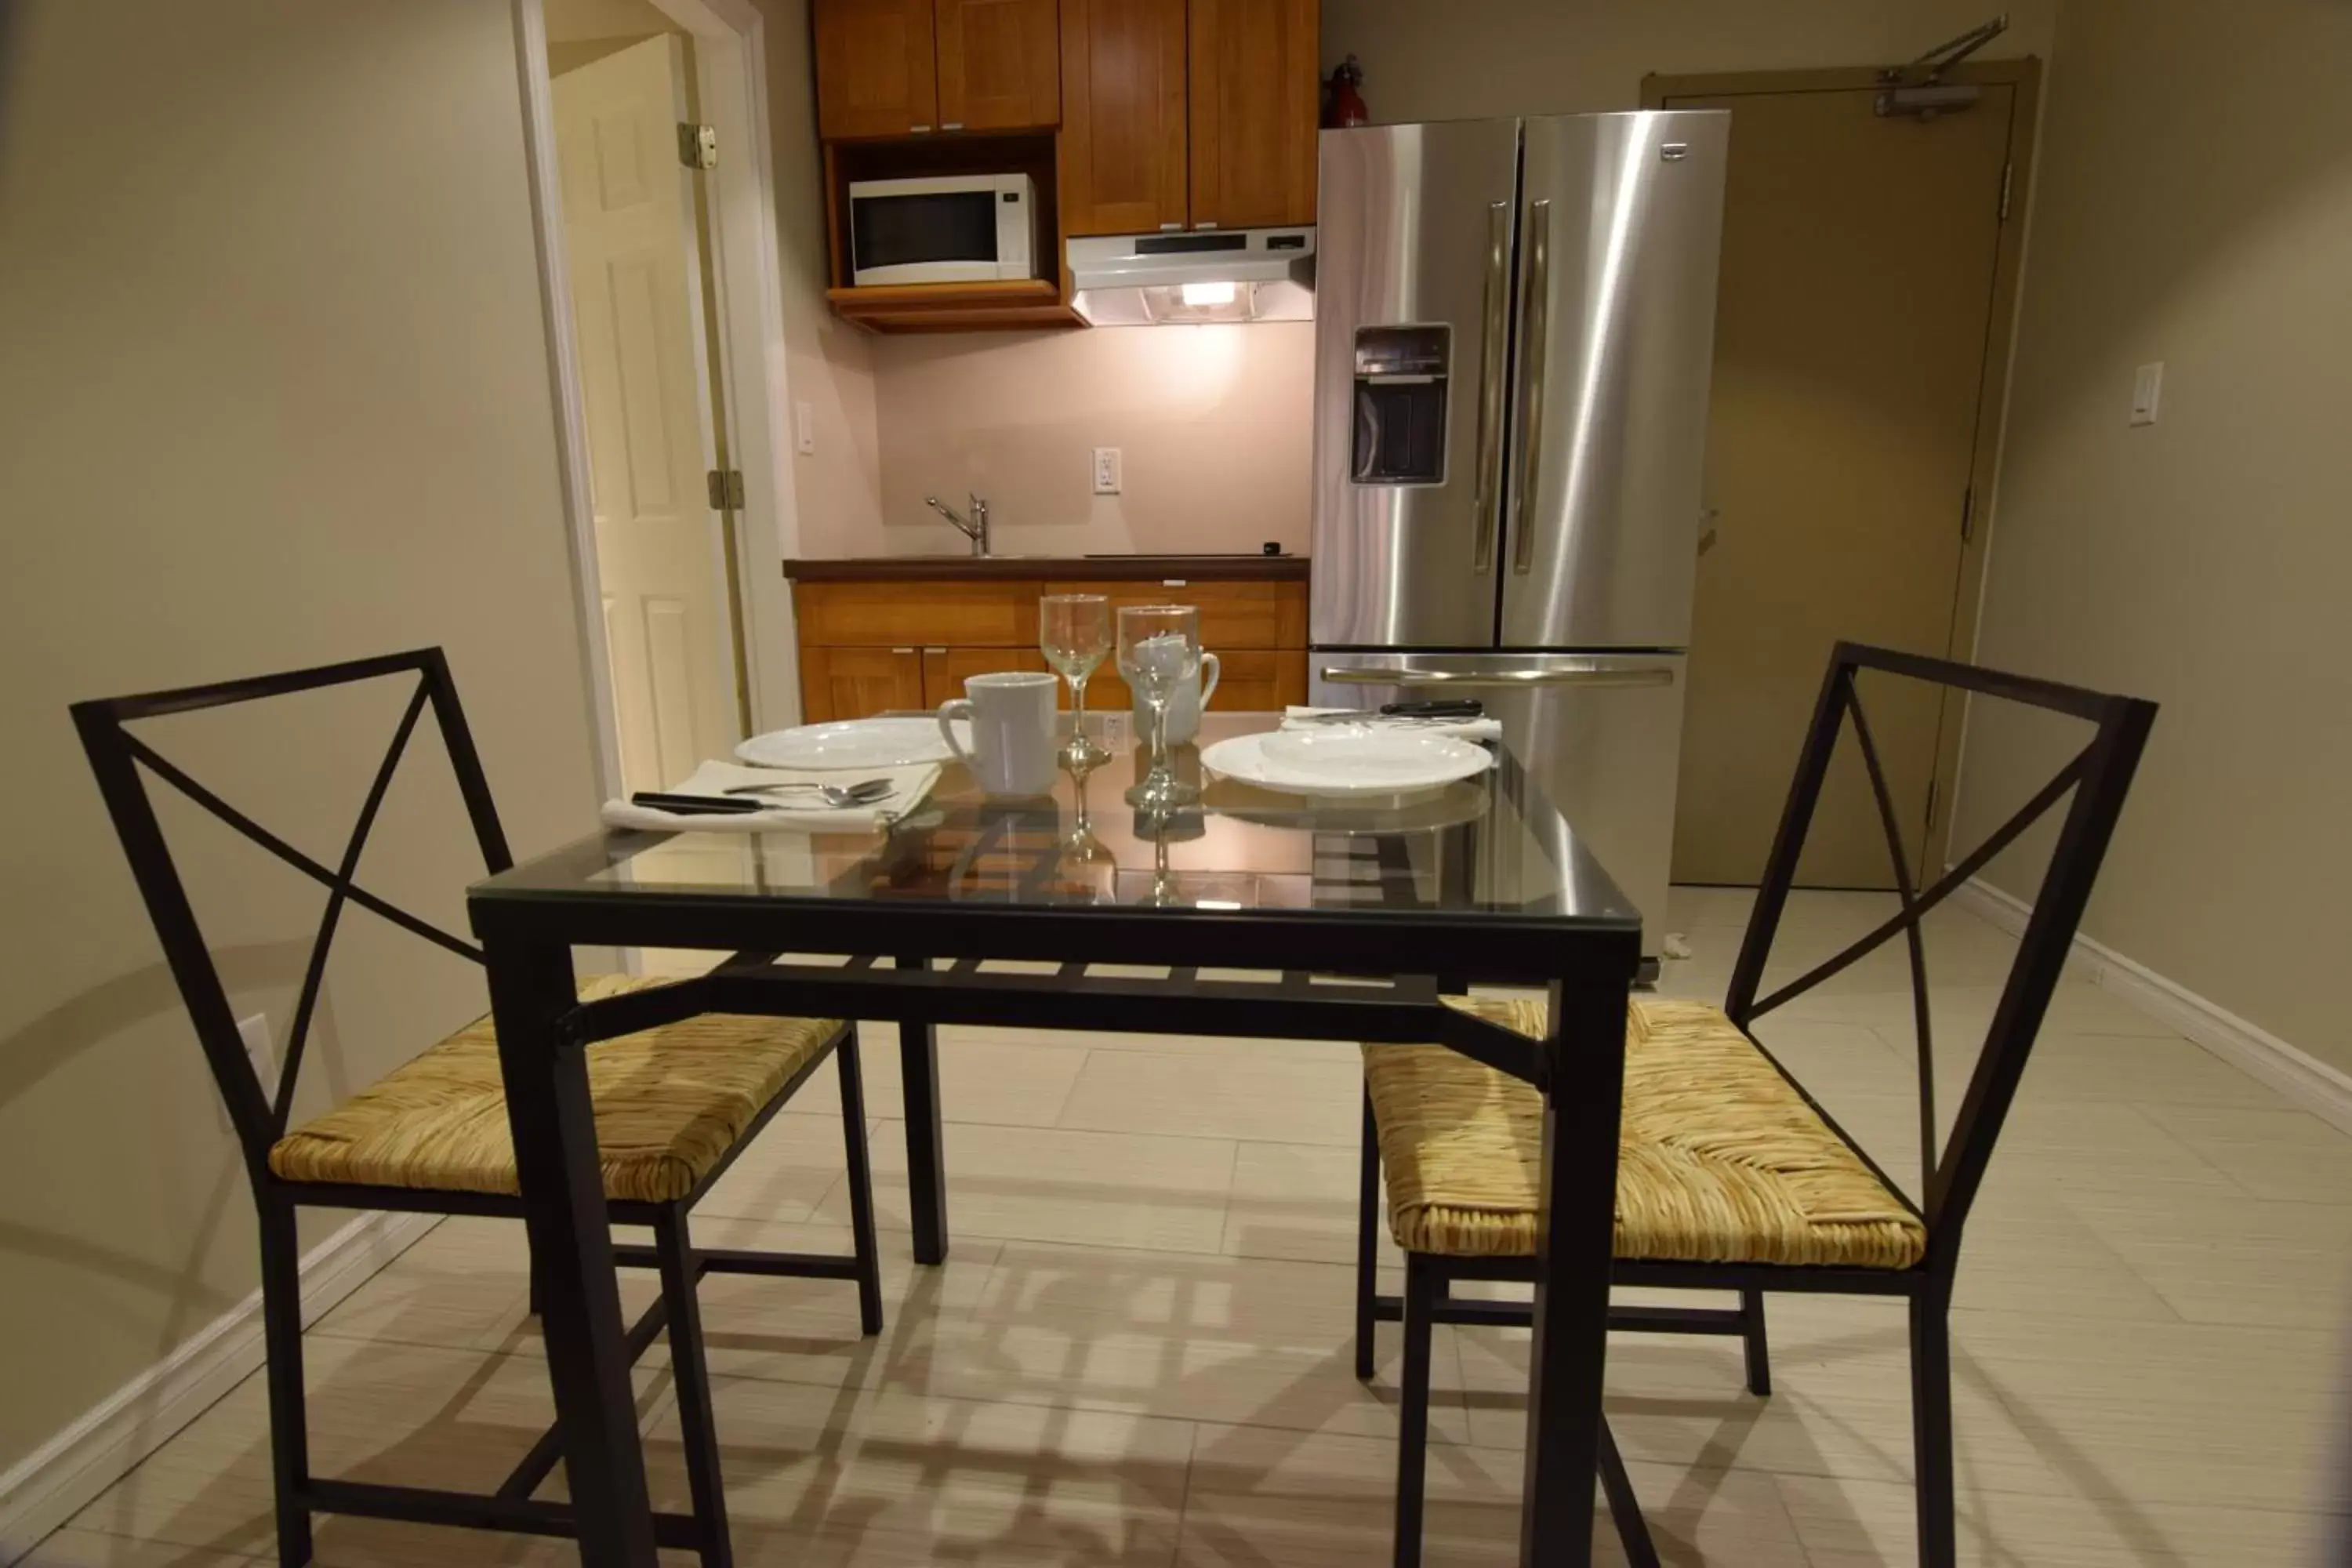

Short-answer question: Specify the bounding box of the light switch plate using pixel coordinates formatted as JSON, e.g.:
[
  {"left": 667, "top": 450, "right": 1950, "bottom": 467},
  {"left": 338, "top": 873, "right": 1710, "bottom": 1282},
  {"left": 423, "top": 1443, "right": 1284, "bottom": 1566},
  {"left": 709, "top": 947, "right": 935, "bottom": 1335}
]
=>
[
  {"left": 1092, "top": 447, "right": 1122, "bottom": 495},
  {"left": 2130, "top": 362, "right": 2163, "bottom": 426},
  {"left": 794, "top": 401, "right": 816, "bottom": 455}
]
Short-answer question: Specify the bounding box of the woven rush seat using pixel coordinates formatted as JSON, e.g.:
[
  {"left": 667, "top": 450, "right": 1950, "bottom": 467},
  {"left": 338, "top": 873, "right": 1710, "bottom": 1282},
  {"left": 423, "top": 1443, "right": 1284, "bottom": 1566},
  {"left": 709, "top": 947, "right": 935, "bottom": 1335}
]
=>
[
  {"left": 1363, "top": 995, "right": 1926, "bottom": 1269},
  {"left": 270, "top": 975, "right": 843, "bottom": 1204}
]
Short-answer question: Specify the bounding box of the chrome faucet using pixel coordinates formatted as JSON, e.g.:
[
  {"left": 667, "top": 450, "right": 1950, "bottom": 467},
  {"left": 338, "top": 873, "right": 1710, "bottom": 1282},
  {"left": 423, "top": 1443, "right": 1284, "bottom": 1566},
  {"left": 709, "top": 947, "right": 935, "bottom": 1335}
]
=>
[{"left": 924, "top": 492, "right": 990, "bottom": 557}]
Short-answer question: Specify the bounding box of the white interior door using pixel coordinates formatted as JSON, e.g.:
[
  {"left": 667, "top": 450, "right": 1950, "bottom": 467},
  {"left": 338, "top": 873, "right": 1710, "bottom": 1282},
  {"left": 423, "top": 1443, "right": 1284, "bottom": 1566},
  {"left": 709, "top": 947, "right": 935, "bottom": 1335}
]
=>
[{"left": 554, "top": 34, "right": 738, "bottom": 794}]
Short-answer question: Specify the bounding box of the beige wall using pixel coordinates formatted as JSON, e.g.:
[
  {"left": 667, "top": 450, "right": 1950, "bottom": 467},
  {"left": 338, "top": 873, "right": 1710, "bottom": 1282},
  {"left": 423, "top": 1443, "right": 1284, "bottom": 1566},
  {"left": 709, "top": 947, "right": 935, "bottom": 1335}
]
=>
[
  {"left": 1317, "top": 0, "right": 2054, "bottom": 121},
  {"left": 0, "top": 0, "right": 602, "bottom": 1480},
  {"left": 1955, "top": 0, "right": 2352, "bottom": 1068},
  {"left": 869, "top": 325, "right": 1316, "bottom": 556},
  {"left": 749, "top": 0, "right": 885, "bottom": 561}
]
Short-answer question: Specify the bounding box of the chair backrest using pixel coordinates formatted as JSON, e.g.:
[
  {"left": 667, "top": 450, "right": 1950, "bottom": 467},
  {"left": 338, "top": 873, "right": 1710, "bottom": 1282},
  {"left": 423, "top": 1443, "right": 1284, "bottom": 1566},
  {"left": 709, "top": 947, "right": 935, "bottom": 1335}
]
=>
[
  {"left": 72, "top": 649, "right": 510, "bottom": 1172},
  {"left": 1722, "top": 641, "right": 2155, "bottom": 1264}
]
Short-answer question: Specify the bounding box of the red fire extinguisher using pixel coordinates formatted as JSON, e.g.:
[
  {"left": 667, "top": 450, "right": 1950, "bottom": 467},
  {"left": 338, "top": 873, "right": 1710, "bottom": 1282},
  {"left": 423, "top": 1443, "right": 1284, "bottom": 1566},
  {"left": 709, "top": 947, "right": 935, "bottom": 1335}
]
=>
[{"left": 1323, "top": 54, "right": 1367, "bottom": 129}]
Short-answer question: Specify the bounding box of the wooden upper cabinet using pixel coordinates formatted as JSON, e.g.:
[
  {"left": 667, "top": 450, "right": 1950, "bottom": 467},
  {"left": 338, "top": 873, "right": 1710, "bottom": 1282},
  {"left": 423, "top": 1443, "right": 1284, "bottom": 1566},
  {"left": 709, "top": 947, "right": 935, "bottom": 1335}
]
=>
[
  {"left": 935, "top": 0, "right": 1061, "bottom": 131},
  {"left": 815, "top": 0, "right": 940, "bottom": 139},
  {"left": 1188, "top": 0, "right": 1318, "bottom": 229},
  {"left": 1058, "top": 0, "right": 1189, "bottom": 236}
]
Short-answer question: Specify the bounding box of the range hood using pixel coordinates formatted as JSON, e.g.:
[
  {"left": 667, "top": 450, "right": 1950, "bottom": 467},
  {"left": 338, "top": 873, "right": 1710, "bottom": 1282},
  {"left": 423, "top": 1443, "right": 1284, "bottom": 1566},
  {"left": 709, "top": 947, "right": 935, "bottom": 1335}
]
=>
[{"left": 1067, "top": 227, "right": 1315, "bottom": 326}]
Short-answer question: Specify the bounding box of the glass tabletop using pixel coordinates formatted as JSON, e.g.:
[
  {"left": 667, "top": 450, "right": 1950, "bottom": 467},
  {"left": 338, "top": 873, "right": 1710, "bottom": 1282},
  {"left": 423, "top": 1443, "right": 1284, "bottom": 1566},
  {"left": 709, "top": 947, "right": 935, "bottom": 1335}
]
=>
[{"left": 473, "top": 713, "right": 1639, "bottom": 931}]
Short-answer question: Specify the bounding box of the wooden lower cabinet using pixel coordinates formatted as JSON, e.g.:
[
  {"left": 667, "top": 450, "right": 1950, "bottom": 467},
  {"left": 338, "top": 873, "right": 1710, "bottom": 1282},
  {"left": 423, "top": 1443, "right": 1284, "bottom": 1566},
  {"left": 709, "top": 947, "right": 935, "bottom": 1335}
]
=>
[
  {"left": 799, "top": 644, "right": 926, "bottom": 724},
  {"left": 1082, "top": 647, "right": 1303, "bottom": 718},
  {"left": 793, "top": 572, "right": 1307, "bottom": 725},
  {"left": 923, "top": 645, "right": 1047, "bottom": 702}
]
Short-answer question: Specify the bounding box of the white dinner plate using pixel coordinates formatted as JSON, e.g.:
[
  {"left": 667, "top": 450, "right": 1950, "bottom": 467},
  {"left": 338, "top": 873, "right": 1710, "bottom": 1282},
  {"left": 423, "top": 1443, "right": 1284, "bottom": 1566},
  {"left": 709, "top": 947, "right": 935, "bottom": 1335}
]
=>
[
  {"left": 1201, "top": 728, "right": 1492, "bottom": 797},
  {"left": 736, "top": 717, "right": 970, "bottom": 771}
]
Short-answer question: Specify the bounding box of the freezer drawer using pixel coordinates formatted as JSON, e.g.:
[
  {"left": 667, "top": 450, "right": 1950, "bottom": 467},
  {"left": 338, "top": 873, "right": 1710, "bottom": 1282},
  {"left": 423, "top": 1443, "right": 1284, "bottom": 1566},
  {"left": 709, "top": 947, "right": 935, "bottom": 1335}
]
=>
[{"left": 1311, "top": 650, "right": 1687, "bottom": 965}]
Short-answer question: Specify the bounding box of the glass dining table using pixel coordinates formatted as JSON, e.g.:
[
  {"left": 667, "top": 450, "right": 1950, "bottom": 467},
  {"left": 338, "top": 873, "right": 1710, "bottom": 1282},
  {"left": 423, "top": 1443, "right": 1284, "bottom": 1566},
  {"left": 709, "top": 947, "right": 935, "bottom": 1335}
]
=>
[{"left": 467, "top": 713, "right": 1643, "bottom": 1566}]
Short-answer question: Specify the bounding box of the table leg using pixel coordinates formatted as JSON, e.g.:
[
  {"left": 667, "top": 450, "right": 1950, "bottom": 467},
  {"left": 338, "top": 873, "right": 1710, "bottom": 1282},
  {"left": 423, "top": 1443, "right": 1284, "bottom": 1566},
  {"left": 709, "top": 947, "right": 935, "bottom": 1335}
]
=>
[
  {"left": 487, "top": 936, "right": 658, "bottom": 1566},
  {"left": 897, "top": 960, "right": 949, "bottom": 1266},
  {"left": 1519, "top": 977, "right": 1630, "bottom": 1566}
]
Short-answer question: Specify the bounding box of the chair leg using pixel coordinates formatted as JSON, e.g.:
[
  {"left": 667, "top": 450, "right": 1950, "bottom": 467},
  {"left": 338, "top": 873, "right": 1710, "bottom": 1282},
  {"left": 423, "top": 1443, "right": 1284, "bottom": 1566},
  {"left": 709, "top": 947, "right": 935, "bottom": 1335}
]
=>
[
  {"left": 1596, "top": 1417, "right": 1662, "bottom": 1568},
  {"left": 1740, "top": 1287, "right": 1773, "bottom": 1397},
  {"left": 655, "top": 1208, "right": 734, "bottom": 1568},
  {"left": 1910, "top": 1293, "right": 1957, "bottom": 1568},
  {"left": 257, "top": 1200, "right": 313, "bottom": 1568},
  {"left": 1392, "top": 1255, "right": 1437, "bottom": 1568},
  {"left": 835, "top": 1025, "right": 885, "bottom": 1336},
  {"left": 1355, "top": 1085, "right": 1381, "bottom": 1383}
]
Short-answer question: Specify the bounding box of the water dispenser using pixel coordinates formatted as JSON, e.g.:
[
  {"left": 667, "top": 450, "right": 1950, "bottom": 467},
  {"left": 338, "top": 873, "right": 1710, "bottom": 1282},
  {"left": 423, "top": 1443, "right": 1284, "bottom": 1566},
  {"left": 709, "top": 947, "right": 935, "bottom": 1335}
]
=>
[{"left": 1350, "top": 325, "right": 1451, "bottom": 485}]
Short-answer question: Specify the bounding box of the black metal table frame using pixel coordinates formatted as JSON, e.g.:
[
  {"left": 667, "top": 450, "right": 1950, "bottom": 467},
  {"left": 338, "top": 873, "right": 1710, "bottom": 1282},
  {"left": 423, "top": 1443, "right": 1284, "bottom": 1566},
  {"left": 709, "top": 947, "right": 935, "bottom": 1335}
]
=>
[{"left": 471, "top": 866, "right": 1640, "bottom": 1568}]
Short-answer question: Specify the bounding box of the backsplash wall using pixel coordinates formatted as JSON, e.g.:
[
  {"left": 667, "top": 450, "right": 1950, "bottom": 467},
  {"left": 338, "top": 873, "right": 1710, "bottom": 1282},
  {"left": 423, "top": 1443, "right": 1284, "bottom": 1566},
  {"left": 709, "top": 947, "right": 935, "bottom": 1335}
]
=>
[{"left": 856, "top": 323, "right": 1316, "bottom": 558}]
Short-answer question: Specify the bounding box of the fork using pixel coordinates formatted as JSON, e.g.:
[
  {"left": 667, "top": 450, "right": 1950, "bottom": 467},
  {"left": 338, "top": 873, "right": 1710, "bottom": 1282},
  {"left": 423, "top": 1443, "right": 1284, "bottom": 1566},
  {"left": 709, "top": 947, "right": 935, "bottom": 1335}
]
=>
[{"left": 724, "top": 777, "right": 895, "bottom": 807}]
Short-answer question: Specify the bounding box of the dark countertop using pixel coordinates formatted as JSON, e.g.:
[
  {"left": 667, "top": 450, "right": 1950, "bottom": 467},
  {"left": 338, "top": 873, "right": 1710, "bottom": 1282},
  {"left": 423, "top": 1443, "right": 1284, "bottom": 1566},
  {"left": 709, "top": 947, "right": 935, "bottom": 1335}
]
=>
[{"left": 784, "top": 554, "right": 1309, "bottom": 583}]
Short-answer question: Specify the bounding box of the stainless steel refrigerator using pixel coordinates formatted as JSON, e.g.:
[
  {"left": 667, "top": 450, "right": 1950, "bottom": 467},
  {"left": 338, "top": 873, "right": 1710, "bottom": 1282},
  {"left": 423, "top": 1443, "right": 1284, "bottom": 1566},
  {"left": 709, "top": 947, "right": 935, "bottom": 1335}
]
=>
[{"left": 1309, "top": 112, "right": 1730, "bottom": 974}]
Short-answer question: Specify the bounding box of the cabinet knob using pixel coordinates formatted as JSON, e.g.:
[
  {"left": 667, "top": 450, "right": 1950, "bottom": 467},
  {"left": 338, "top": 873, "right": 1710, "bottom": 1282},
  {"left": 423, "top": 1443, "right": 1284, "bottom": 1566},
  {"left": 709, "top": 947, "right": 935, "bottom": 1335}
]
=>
[
  {"left": 908, "top": 124, "right": 933, "bottom": 134},
  {"left": 891, "top": 646, "right": 915, "bottom": 655},
  {"left": 924, "top": 646, "right": 947, "bottom": 655},
  {"left": 940, "top": 122, "right": 964, "bottom": 132}
]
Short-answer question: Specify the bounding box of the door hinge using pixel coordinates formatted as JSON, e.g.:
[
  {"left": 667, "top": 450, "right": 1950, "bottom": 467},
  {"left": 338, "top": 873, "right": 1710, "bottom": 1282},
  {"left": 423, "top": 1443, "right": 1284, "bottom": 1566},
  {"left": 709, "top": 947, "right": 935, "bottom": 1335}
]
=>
[
  {"left": 706, "top": 469, "right": 746, "bottom": 510},
  {"left": 1926, "top": 778, "right": 1940, "bottom": 829},
  {"left": 677, "top": 122, "right": 717, "bottom": 170},
  {"left": 1998, "top": 161, "right": 2013, "bottom": 221},
  {"left": 1960, "top": 484, "right": 1975, "bottom": 543}
]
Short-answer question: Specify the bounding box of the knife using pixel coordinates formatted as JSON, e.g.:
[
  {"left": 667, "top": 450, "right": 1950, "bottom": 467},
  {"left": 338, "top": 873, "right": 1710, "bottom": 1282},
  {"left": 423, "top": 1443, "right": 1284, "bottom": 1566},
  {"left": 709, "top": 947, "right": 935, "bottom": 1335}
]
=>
[{"left": 630, "top": 791, "right": 764, "bottom": 815}]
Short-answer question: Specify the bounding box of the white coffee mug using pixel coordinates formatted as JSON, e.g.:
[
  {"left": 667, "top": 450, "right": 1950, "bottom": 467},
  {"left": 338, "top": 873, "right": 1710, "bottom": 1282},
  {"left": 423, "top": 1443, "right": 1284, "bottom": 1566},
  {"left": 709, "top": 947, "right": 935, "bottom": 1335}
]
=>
[
  {"left": 1136, "top": 652, "right": 1221, "bottom": 745},
  {"left": 938, "top": 671, "right": 1058, "bottom": 797}
]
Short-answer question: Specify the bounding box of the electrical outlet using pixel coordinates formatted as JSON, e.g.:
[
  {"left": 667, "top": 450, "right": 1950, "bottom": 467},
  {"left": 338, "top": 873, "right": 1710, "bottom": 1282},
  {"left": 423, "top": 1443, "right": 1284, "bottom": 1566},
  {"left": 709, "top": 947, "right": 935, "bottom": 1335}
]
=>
[
  {"left": 218, "top": 1013, "right": 273, "bottom": 1133},
  {"left": 794, "top": 400, "right": 816, "bottom": 455},
  {"left": 1092, "top": 446, "right": 1122, "bottom": 495}
]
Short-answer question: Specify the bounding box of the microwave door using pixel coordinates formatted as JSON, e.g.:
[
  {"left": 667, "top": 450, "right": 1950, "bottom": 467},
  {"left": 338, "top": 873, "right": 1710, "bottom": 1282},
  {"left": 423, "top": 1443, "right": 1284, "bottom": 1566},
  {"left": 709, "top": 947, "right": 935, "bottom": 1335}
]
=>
[
  {"left": 1500, "top": 112, "right": 1729, "bottom": 651},
  {"left": 1309, "top": 118, "right": 1523, "bottom": 651},
  {"left": 848, "top": 176, "right": 1032, "bottom": 285}
]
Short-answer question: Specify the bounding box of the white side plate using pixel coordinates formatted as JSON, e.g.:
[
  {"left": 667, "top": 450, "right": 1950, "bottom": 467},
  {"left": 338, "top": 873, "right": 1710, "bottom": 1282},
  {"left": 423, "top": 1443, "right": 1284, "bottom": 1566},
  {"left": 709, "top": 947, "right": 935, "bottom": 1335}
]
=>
[
  {"left": 1201, "top": 728, "right": 1492, "bottom": 797},
  {"left": 738, "top": 717, "right": 971, "bottom": 771}
]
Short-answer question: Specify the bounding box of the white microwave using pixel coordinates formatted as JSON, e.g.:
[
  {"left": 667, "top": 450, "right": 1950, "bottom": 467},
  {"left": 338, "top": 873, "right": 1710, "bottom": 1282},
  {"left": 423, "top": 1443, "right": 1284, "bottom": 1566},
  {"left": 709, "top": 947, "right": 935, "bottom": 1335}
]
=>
[{"left": 848, "top": 173, "right": 1036, "bottom": 286}]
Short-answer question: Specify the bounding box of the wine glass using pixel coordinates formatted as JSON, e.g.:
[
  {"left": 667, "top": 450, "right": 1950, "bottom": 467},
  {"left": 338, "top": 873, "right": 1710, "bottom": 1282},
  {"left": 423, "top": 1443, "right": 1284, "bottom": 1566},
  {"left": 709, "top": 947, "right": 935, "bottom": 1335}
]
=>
[
  {"left": 1040, "top": 593, "right": 1112, "bottom": 767},
  {"left": 1116, "top": 604, "right": 1200, "bottom": 809}
]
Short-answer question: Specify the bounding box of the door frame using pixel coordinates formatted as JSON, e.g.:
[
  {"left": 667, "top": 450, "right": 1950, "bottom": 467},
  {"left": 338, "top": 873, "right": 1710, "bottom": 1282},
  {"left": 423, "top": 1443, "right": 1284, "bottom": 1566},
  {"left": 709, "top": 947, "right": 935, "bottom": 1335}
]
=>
[
  {"left": 512, "top": 0, "right": 805, "bottom": 805},
  {"left": 1642, "top": 60, "right": 2042, "bottom": 877}
]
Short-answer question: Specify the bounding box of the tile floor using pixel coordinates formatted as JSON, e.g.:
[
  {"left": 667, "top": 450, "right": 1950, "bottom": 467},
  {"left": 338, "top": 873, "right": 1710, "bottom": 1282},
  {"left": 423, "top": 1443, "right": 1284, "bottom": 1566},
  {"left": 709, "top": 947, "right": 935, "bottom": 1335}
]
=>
[{"left": 32, "top": 890, "right": 2352, "bottom": 1566}]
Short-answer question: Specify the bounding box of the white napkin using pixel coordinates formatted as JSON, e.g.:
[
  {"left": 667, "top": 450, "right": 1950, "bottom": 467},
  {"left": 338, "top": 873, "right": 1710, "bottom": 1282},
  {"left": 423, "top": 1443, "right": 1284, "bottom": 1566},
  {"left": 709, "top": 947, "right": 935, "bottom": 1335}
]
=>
[
  {"left": 601, "top": 760, "right": 941, "bottom": 834},
  {"left": 1281, "top": 706, "right": 1504, "bottom": 741}
]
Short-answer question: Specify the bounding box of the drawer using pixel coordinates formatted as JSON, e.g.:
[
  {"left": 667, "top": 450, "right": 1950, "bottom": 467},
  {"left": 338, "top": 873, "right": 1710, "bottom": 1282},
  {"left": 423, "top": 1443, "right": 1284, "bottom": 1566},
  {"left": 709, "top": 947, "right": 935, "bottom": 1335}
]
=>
[
  {"left": 797, "top": 579, "right": 1040, "bottom": 647},
  {"left": 1080, "top": 648, "right": 1305, "bottom": 716},
  {"left": 1044, "top": 578, "right": 1305, "bottom": 649}
]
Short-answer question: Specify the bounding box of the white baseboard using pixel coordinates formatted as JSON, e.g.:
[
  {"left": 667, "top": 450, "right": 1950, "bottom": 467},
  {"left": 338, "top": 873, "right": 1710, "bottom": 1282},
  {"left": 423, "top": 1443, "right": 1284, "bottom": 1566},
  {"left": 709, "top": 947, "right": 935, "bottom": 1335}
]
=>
[
  {"left": 0, "top": 1209, "right": 436, "bottom": 1562},
  {"left": 1951, "top": 877, "right": 2352, "bottom": 1135}
]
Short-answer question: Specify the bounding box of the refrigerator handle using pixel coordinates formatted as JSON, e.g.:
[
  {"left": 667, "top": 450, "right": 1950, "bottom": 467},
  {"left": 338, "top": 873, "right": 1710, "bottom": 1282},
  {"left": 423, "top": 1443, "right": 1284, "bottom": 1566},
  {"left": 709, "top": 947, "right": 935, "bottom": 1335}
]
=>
[
  {"left": 1469, "top": 200, "right": 1511, "bottom": 573},
  {"left": 1319, "top": 666, "right": 1675, "bottom": 690},
  {"left": 1508, "top": 198, "right": 1552, "bottom": 576}
]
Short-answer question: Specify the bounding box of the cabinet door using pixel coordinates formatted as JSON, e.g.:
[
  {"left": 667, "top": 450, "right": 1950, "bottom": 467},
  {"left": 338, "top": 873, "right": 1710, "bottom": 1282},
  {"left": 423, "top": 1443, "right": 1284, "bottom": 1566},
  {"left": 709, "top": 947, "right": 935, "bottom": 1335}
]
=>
[
  {"left": 1058, "top": 0, "right": 1189, "bottom": 236},
  {"left": 1188, "top": 0, "right": 1319, "bottom": 229},
  {"left": 815, "top": 0, "right": 939, "bottom": 139},
  {"left": 922, "top": 645, "right": 1049, "bottom": 705},
  {"left": 800, "top": 645, "right": 926, "bottom": 723},
  {"left": 935, "top": 0, "right": 1060, "bottom": 131}
]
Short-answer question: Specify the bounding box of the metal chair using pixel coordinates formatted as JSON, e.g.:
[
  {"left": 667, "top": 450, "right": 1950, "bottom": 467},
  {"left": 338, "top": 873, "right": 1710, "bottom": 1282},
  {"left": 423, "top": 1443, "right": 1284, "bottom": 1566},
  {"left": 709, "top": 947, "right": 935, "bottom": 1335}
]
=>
[
  {"left": 74, "top": 648, "right": 886, "bottom": 1568},
  {"left": 1352, "top": 642, "right": 2157, "bottom": 1567}
]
